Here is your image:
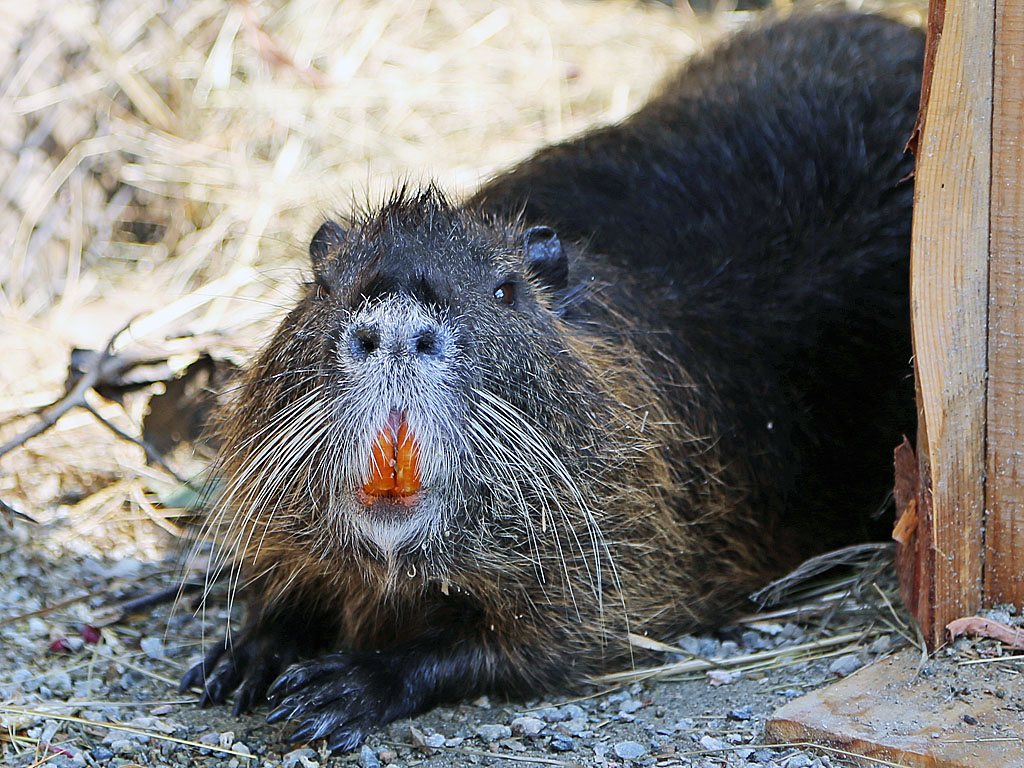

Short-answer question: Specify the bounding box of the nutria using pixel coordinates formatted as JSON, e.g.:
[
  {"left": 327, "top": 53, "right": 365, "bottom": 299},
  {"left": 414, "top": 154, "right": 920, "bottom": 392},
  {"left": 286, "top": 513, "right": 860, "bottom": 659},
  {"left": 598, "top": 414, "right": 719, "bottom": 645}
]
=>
[{"left": 181, "top": 12, "right": 923, "bottom": 752}]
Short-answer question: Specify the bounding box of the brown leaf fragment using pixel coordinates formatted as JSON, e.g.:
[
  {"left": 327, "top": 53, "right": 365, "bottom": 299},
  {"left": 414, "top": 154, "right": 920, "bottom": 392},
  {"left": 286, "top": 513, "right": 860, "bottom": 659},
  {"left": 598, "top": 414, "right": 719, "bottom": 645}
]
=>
[{"left": 946, "top": 616, "right": 1024, "bottom": 650}]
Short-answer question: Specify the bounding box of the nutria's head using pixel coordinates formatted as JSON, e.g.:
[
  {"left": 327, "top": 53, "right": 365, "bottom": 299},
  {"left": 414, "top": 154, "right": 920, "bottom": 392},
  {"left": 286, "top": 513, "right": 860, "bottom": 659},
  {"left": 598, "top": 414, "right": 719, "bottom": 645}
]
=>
[{"left": 209, "top": 187, "right": 674, "bottom": 587}]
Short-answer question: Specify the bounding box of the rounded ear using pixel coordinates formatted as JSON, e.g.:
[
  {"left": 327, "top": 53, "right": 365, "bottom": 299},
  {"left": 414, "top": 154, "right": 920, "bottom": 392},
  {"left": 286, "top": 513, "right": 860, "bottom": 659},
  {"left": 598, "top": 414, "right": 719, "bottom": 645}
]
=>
[
  {"left": 309, "top": 220, "right": 347, "bottom": 272},
  {"left": 523, "top": 226, "right": 568, "bottom": 291}
]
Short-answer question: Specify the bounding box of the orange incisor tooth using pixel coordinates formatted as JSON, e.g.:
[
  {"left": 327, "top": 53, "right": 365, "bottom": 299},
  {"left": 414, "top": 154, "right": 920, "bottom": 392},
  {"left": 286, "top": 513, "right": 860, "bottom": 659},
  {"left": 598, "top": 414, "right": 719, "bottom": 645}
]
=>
[
  {"left": 363, "top": 430, "right": 396, "bottom": 495},
  {"left": 394, "top": 420, "right": 421, "bottom": 496},
  {"left": 361, "top": 416, "right": 421, "bottom": 498}
]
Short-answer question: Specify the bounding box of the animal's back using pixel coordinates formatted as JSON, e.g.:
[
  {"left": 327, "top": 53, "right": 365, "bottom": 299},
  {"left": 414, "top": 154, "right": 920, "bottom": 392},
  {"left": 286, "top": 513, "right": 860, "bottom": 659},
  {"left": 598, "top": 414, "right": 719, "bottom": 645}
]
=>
[{"left": 473, "top": 11, "right": 923, "bottom": 550}]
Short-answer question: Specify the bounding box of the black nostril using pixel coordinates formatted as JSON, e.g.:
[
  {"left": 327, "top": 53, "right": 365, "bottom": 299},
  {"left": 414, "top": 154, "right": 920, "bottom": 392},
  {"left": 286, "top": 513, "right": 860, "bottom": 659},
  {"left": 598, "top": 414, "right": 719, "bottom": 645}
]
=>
[
  {"left": 351, "top": 327, "right": 380, "bottom": 358},
  {"left": 413, "top": 328, "right": 441, "bottom": 357}
]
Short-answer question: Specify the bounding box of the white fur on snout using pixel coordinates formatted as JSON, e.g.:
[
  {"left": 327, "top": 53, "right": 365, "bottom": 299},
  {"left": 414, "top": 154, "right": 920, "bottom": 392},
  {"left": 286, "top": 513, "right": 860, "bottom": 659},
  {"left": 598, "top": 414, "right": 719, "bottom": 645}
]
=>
[{"left": 325, "top": 295, "right": 471, "bottom": 555}]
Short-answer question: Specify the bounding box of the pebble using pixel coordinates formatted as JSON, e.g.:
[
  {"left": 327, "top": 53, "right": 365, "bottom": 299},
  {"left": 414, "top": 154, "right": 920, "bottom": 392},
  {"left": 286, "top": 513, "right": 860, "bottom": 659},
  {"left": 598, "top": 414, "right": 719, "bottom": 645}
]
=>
[
  {"left": 358, "top": 745, "right": 381, "bottom": 768},
  {"left": 89, "top": 747, "right": 114, "bottom": 762},
  {"left": 511, "top": 716, "right": 545, "bottom": 737},
  {"left": 561, "top": 704, "right": 586, "bottom": 720},
  {"left": 109, "top": 739, "right": 140, "bottom": 756},
  {"left": 534, "top": 707, "right": 567, "bottom": 722},
  {"left": 868, "top": 635, "right": 891, "bottom": 655},
  {"left": 476, "top": 723, "right": 512, "bottom": 741},
  {"left": 619, "top": 699, "right": 643, "bottom": 714},
  {"left": 677, "top": 635, "right": 720, "bottom": 658},
  {"left": 28, "top": 617, "right": 49, "bottom": 636},
  {"left": 140, "top": 636, "right": 165, "bottom": 659},
  {"left": 614, "top": 741, "right": 646, "bottom": 760},
  {"left": 707, "top": 668, "right": 741, "bottom": 686},
  {"left": 549, "top": 735, "right": 575, "bottom": 752},
  {"left": 829, "top": 653, "right": 862, "bottom": 677},
  {"left": 728, "top": 704, "right": 754, "bottom": 721},
  {"left": 378, "top": 749, "right": 397, "bottom": 763},
  {"left": 423, "top": 734, "right": 446, "bottom": 748},
  {"left": 560, "top": 717, "right": 588, "bottom": 736},
  {"left": 782, "top": 755, "right": 813, "bottom": 767},
  {"left": 699, "top": 735, "right": 729, "bottom": 751},
  {"left": 282, "top": 747, "right": 320, "bottom": 768}
]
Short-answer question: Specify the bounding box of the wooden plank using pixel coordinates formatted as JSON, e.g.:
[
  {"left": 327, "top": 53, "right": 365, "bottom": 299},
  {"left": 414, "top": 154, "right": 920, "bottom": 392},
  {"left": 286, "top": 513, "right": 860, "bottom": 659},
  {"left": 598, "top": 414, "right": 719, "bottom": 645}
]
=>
[
  {"left": 766, "top": 649, "right": 1024, "bottom": 768},
  {"left": 908, "top": 0, "right": 992, "bottom": 647},
  {"left": 986, "top": 0, "right": 1024, "bottom": 607}
]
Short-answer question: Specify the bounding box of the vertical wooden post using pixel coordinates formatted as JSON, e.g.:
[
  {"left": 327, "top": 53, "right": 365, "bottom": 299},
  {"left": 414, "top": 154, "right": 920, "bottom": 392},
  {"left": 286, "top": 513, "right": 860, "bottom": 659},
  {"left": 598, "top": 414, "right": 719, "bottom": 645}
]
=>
[
  {"left": 987, "top": 0, "right": 1024, "bottom": 606},
  {"left": 906, "top": 0, "right": 991, "bottom": 649},
  {"left": 903, "top": 0, "right": 1024, "bottom": 648}
]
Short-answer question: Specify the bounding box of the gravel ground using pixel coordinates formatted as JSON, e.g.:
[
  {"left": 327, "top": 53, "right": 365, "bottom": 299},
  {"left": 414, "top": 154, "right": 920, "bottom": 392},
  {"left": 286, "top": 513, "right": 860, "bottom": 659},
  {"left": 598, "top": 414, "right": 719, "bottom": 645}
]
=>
[{"left": 1, "top": 514, "right": 914, "bottom": 768}]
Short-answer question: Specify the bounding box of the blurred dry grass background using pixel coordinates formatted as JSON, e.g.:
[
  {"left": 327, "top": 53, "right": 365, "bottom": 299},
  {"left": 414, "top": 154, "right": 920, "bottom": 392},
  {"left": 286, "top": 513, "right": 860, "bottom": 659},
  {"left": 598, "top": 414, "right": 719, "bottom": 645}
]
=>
[{"left": 0, "top": 0, "right": 924, "bottom": 558}]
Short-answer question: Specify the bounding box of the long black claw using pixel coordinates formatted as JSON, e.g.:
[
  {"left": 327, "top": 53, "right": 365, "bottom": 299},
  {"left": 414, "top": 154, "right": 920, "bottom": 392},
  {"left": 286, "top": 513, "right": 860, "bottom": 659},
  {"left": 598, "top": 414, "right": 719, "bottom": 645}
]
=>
[
  {"left": 179, "top": 663, "right": 204, "bottom": 694},
  {"left": 327, "top": 725, "right": 366, "bottom": 754},
  {"left": 266, "top": 702, "right": 300, "bottom": 725},
  {"left": 289, "top": 713, "right": 342, "bottom": 744}
]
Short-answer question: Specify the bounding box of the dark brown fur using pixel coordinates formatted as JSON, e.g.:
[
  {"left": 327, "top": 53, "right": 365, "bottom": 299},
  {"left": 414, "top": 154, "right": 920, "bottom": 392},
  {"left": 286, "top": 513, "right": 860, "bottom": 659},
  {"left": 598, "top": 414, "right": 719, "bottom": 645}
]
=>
[{"left": 182, "top": 12, "right": 923, "bottom": 752}]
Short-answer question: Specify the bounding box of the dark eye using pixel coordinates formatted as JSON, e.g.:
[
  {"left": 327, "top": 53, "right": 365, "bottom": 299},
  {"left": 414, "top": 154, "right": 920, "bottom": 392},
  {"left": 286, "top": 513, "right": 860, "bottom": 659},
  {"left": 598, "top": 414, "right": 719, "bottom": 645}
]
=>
[
  {"left": 312, "top": 277, "right": 331, "bottom": 301},
  {"left": 494, "top": 282, "right": 516, "bottom": 306}
]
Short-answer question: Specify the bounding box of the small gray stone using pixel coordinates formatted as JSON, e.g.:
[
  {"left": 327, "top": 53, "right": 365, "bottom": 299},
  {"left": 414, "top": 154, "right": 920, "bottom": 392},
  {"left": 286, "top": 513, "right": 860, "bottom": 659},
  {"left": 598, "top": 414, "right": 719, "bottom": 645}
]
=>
[
  {"left": 110, "top": 739, "right": 139, "bottom": 756},
  {"left": 424, "top": 734, "right": 446, "bottom": 748},
  {"left": 614, "top": 741, "right": 646, "bottom": 760},
  {"left": 535, "top": 707, "right": 568, "bottom": 722},
  {"left": 677, "top": 635, "right": 719, "bottom": 657},
  {"left": 741, "top": 630, "right": 770, "bottom": 650},
  {"left": 283, "top": 747, "right": 319, "bottom": 768},
  {"left": 728, "top": 704, "right": 754, "bottom": 721},
  {"left": 27, "top": 617, "right": 48, "bottom": 636},
  {"left": 560, "top": 717, "right": 588, "bottom": 736},
  {"left": 699, "top": 735, "right": 729, "bottom": 751},
  {"left": 511, "top": 716, "right": 545, "bottom": 737},
  {"left": 90, "top": 747, "right": 114, "bottom": 761},
  {"left": 829, "top": 653, "right": 862, "bottom": 677},
  {"left": 46, "top": 671, "right": 72, "bottom": 694},
  {"left": 561, "top": 704, "right": 586, "bottom": 720},
  {"left": 868, "top": 635, "right": 892, "bottom": 655},
  {"left": 783, "top": 756, "right": 813, "bottom": 768},
  {"left": 550, "top": 736, "right": 575, "bottom": 752},
  {"left": 619, "top": 699, "right": 643, "bottom": 714},
  {"left": 358, "top": 745, "right": 381, "bottom": 768},
  {"left": 140, "top": 636, "right": 165, "bottom": 659},
  {"left": 476, "top": 724, "right": 512, "bottom": 741}
]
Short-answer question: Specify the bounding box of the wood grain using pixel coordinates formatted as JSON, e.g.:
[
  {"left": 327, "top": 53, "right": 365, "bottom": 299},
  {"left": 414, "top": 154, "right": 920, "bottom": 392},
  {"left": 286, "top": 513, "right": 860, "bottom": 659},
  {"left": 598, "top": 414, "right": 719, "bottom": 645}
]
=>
[
  {"left": 909, "top": 0, "right": 992, "bottom": 646},
  {"left": 986, "top": 0, "right": 1024, "bottom": 607},
  {"left": 766, "top": 649, "right": 1024, "bottom": 768}
]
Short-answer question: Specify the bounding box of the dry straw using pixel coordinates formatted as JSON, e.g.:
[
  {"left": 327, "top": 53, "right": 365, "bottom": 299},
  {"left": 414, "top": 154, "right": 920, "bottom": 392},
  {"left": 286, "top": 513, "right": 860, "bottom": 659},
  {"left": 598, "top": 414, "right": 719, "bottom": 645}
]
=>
[{"left": 0, "top": 0, "right": 923, "bottom": 544}]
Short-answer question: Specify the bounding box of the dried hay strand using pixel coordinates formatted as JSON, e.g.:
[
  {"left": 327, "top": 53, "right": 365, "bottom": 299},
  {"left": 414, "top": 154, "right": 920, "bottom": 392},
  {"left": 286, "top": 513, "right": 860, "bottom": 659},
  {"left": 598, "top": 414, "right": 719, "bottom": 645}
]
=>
[{"left": 0, "top": 0, "right": 925, "bottom": 551}]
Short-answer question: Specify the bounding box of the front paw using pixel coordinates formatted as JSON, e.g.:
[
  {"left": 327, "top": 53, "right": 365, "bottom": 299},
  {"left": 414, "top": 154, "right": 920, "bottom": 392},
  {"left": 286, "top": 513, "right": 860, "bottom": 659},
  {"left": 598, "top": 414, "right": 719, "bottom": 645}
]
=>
[
  {"left": 180, "top": 631, "right": 298, "bottom": 716},
  {"left": 266, "top": 654, "right": 404, "bottom": 753}
]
